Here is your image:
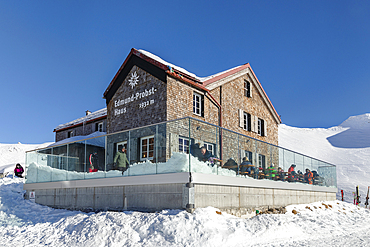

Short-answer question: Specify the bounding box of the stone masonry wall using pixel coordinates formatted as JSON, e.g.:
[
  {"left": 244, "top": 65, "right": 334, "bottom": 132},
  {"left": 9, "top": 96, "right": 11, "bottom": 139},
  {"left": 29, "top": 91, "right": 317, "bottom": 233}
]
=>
[
  {"left": 166, "top": 76, "right": 219, "bottom": 126},
  {"left": 107, "top": 66, "right": 167, "bottom": 134},
  {"left": 211, "top": 73, "right": 279, "bottom": 146}
]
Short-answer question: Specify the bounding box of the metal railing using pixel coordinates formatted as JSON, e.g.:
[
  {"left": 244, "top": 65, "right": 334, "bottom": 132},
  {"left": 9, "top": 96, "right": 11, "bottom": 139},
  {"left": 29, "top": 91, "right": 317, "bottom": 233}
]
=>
[{"left": 25, "top": 117, "right": 337, "bottom": 187}]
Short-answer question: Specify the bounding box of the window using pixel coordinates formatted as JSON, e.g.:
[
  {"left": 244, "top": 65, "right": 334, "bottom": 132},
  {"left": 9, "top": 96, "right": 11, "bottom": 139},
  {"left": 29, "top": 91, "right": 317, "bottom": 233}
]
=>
[
  {"left": 193, "top": 92, "right": 203, "bottom": 117},
  {"left": 244, "top": 80, "right": 251, "bottom": 97},
  {"left": 67, "top": 131, "right": 73, "bottom": 138},
  {"left": 243, "top": 112, "right": 251, "bottom": 131},
  {"left": 116, "top": 141, "right": 127, "bottom": 152},
  {"left": 244, "top": 151, "right": 253, "bottom": 164},
  {"left": 203, "top": 142, "right": 214, "bottom": 155},
  {"left": 258, "top": 118, "right": 265, "bottom": 136},
  {"left": 140, "top": 136, "right": 154, "bottom": 161},
  {"left": 258, "top": 154, "right": 266, "bottom": 169},
  {"left": 179, "top": 137, "right": 190, "bottom": 154},
  {"left": 96, "top": 122, "right": 104, "bottom": 132}
]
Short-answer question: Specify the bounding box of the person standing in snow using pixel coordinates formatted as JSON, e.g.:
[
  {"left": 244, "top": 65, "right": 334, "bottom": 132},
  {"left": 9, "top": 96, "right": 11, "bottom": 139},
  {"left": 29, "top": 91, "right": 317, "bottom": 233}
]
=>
[
  {"left": 89, "top": 152, "right": 98, "bottom": 172},
  {"left": 14, "top": 163, "right": 24, "bottom": 178},
  {"left": 114, "top": 147, "right": 129, "bottom": 174}
]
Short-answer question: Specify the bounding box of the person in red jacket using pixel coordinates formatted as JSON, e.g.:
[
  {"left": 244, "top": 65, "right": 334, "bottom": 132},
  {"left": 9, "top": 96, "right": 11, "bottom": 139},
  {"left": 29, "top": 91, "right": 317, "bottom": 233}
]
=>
[
  {"left": 14, "top": 163, "right": 24, "bottom": 178},
  {"left": 304, "top": 168, "right": 314, "bottom": 185},
  {"left": 287, "top": 164, "right": 296, "bottom": 182}
]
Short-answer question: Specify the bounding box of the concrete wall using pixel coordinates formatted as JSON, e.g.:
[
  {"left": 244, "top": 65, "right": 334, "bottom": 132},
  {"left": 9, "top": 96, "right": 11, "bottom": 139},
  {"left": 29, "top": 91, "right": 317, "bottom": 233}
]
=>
[{"left": 24, "top": 173, "right": 336, "bottom": 215}]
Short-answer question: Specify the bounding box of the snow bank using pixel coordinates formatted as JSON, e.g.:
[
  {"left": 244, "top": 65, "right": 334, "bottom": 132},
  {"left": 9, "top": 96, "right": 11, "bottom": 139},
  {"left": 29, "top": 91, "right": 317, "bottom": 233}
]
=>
[
  {"left": 0, "top": 143, "right": 52, "bottom": 175},
  {"left": 1, "top": 175, "right": 370, "bottom": 246},
  {"left": 25, "top": 152, "right": 239, "bottom": 183}
]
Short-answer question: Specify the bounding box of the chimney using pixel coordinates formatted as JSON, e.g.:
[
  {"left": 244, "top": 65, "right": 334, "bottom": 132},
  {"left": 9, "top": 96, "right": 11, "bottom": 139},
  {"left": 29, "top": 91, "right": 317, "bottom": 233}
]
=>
[{"left": 86, "top": 110, "right": 91, "bottom": 116}]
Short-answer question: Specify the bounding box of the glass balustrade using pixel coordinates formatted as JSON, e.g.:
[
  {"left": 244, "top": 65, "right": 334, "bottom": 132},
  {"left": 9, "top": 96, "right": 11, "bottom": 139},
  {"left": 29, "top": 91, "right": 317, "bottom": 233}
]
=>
[{"left": 25, "top": 117, "right": 337, "bottom": 188}]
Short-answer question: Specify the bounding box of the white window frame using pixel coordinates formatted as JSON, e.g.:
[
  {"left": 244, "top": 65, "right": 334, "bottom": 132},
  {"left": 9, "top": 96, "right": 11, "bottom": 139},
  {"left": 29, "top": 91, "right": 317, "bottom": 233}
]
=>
[
  {"left": 67, "top": 131, "right": 74, "bottom": 138},
  {"left": 258, "top": 154, "right": 266, "bottom": 169},
  {"left": 140, "top": 135, "right": 154, "bottom": 161},
  {"left": 243, "top": 112, "right": 251, "bottom": 131},
  {"left": 244, "top": 80, "right": 251, "bottom": 97},
  {"left": 179, "top": 137, "right": 190, "bottom": 154},
  {"left": 244, "top": 150, "right": 253, "bottom": 164},
  {"left": 258, "top": 118, "right": 265, "bottom": 136},
  {"left": 193, "top": 92, "right": 202, "bottom": 116},
  {"left": 203, "top": 142, "right": 214, "bottom": 155},
  {"left": 97, "top": 122, "right": 104, "bottom": 132},
  {"left": 116, "top": 141, "right": 127, "bottom": 153}
]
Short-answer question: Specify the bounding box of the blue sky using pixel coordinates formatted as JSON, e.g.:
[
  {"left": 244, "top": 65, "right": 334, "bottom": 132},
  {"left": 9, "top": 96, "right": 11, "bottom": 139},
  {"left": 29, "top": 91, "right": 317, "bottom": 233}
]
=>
[{"left": 1, "top": 1, "right": 369, "bottom": 144}]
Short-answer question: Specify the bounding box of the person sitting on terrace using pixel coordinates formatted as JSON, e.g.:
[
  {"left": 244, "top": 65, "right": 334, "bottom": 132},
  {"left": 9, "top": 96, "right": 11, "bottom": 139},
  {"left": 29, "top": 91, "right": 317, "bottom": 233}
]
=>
[
  {"left": 222, "top": 158, "right": 238, "bottom": 173},
  {"left": 304, "top": 168, "right": 314, "bottom": 184},
  {"left": 267, "top": 164, "right": 277, "bottom": 180},
  {"left": 288, "top": 164, "right": 296, "bottom": 182},
  {"left": 197, "top": 146, "right": 214, "bottom": 163},
  {"left": 240, "top": 157, "right": 254, "bottom": 176},
  {"left": 277, "top": 167, "right": 285, "bottom": 181},
  {"left": 190, "top": 143, "right": 202, "bottom": 160}
]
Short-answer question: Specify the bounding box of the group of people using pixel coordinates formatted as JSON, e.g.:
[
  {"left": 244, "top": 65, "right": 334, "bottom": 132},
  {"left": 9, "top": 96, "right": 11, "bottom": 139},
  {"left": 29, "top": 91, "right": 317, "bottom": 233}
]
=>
[{"left": 287, "top": 164, "right": 318, "bottom": 184}]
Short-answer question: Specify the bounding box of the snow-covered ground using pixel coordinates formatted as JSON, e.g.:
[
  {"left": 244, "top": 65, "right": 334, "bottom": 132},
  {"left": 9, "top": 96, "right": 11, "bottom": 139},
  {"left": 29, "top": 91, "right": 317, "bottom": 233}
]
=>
[
  {"left": 279, "top": 113, "right": 370, "bottom": 203},
  {"left": 0, "top": 113, "right": 369, "bottom": 246}
]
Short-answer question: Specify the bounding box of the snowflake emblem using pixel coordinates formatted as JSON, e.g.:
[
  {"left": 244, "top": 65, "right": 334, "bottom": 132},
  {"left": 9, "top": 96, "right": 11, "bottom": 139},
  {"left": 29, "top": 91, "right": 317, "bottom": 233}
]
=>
[{"left": 128, "top": 71, "right": 140, "bottom": 89}]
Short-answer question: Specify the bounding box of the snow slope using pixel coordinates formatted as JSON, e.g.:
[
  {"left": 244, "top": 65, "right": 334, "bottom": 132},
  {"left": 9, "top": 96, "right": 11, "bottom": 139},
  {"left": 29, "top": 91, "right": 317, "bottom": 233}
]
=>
[
  {"left": 1, "top": 113, "right": 370, "bottom": 246},
  {"left": 0, "top": 143, "right": 51, "bottom": 174},
  {"left": 279, "top": 113, "right": 370, "bottom": 202}
]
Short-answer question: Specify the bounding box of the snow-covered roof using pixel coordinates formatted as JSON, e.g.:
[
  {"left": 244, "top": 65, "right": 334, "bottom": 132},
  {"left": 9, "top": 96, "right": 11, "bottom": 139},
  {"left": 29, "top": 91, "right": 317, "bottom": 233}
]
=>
[
  {"left": 54, "top": 108, "right": 107, "bottom": 132},
  {"left": 48, "top": 131, "right": 106, "bottom": 147},
  {"left": 138, "top": 49, "right": 242, "bottom": 83}
]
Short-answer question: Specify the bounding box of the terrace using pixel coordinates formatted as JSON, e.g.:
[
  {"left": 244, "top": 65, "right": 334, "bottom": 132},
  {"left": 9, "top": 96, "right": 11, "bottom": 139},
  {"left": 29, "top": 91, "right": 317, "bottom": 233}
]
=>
[{"left": 25, "top": 117, "right": 336, "bottom": 188}]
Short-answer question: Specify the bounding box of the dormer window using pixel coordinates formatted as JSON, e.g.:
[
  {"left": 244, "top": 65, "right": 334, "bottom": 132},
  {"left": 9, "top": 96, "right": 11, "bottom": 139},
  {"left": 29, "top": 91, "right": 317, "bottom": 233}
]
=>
[
  {"left": 95, "top": 122, "right": 104, "bottom": 132},
  {"left": 67, "top": 131, "right": 74, "bottom": 138}
]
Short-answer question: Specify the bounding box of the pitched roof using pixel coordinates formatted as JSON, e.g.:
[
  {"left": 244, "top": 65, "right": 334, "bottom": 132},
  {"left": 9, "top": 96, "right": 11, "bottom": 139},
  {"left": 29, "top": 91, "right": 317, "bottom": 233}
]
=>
[
  {"left": 54, "top": 108, "right": 107, "bottom": 132},
  {"left": 103, "top": 48, "right": 281, "bottom": 123}
]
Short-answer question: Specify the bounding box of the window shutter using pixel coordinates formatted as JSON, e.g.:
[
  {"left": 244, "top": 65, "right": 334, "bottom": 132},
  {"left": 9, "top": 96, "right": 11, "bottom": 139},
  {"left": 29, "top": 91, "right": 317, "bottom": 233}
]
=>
[
  {"left": 251, "top": 115, "right": 255, "bottom": 132},
  {"left": 247, "top": 114, "right": 252, "bottom": 131},
  {"left": 251, "top": 115, "right": 257, "bottom": 133},
  {"left": 264, "top": 120, "right": 267, "bottom": 137},
  {"left": 250, "top": 82, "right": 252, "bottom": 98},
  {"left": 169, "top": 133, "right": 179, "bottom": 154},
  {"left": 201, "top": 95, "right": 204, "bottom": 117},
  {"left": 253, "top": 152, "right": 258, "bottom": 167},
  {"left": 239, "top": 109, "right": 244, "bottom": 128}
]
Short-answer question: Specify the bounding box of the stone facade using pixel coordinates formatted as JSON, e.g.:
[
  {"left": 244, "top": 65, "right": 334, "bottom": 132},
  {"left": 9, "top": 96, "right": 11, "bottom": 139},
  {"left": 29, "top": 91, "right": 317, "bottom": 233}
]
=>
[
  {"left": 55, "top": 49, "right": 280, "bottom": 168},
  {"left": 208, "top": 73, "right": 278, "bottom": 146},
  {"left": 107, "top": 66, "right": 167, "bottom": 134}
]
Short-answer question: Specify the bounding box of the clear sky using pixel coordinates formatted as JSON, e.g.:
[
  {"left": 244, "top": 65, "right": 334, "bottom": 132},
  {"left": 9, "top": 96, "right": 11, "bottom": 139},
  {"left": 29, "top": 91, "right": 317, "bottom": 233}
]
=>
[{"left": 1, "top": 0, "right": 369, "bottom": 144}]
